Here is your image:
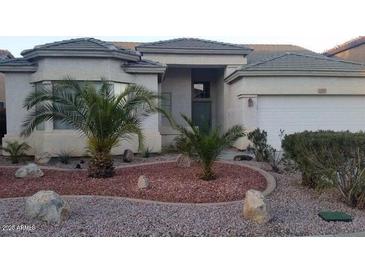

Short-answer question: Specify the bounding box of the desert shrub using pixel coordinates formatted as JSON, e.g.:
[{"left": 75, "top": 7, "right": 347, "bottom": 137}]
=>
[
  {"left": 248, "top": 128, "right": 284, "bottom": 172},
  {"left": 57, "top": 150, "right": 72, "bottom": 164},
  {"left": 247, "top": 128, "right": 271, "bottom": 162},
  {"left": 142, "top": 147, "right": 152, "bottom": 158},
  {"left": 282, "top": 131, "right": 365, "bottom": 208},
  {"left": 2, "top": 141, "right": 30, "bottom": 164}
]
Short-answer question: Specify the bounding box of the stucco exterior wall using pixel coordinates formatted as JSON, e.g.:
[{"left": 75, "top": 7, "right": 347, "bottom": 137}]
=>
[
  {"left": 332, "top": 44, "right": 365, "bottom": 63},
  {"left": 142, "top": 53, "right": 246, "bottom": 66},
  {"left": 230, "top": 76, "right": 365, "bottom": 95},
  {"left": 160, "top": 67, "right": 191, "bottom": 145},
  {"left": 228, "top": 76, "right": 365, "bottom": 149},
  {"left": 31, "top": 57, "right": 135, "bottom": 83},
  {"left": 2, "top": 57, "right": 162, "bottom": 156}
]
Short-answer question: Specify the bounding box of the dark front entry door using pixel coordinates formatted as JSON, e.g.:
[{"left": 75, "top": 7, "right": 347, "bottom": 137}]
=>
[{"left": 192, "top": 101, "right": 211, "bottom": 131}]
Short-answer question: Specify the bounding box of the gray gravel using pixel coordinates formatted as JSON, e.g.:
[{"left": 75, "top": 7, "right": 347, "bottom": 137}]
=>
[{"left": 1, "top": 166, "right": 365, "bottom": 236}]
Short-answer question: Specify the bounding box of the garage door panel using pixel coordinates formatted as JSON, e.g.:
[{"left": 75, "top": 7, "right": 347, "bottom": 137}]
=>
[{"left": 257, "top": 96, "right": 365, "bottom": 149}]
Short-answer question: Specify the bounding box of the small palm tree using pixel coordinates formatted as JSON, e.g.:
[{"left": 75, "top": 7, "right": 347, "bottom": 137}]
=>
[
  {"left": 175, "top": 115, "right": 245, "bottom": 180},
  {"left": 21, "top": 78, "right": 163, "bottom": 178},
  {"left": 2, "top": 140, "right": 30, "bottom": 164}
]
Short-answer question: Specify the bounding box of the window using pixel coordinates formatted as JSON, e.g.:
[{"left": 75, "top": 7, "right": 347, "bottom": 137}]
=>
[
  {"left": 193, "top": 82, "right": 210, "bottom": 99},
  {"left": 161, "top": 92, "right": 172, "bottom": 125}
]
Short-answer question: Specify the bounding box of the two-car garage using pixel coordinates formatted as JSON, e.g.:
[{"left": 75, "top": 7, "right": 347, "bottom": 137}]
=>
[{"left": 257, "top": 95, "right": 365, "bottom": 149}]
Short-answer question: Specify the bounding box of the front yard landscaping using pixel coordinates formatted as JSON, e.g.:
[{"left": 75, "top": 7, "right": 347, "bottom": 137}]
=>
[
  {"left": 0, "top": 162, "right": 266, "bottom": 203},
  {"left": 2, "top": 162, "right": 365, "bottom": 236}
]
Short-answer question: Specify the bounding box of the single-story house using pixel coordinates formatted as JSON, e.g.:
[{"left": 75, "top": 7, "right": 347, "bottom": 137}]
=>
[
  {"left": 1, "top": 37, "right": 365, "bottom": 157},
  {"left": 324, "top": 36, "right": 365, "bottom": 63}
]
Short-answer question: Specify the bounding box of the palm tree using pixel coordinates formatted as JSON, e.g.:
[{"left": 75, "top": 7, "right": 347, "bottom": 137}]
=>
[
  {"left": 21, "top": 78, "right": 163, "bottom": 178},
  {"left": 175, "top": 115, "right": 245, "bottom": 180}
]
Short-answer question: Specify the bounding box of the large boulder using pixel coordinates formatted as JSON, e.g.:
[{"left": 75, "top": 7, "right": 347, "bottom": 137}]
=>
[
  {"left": 25, "top": 190, "right": 70, "bottom": 224},
  {"left": 137, "top": 175, "right": 149, "bottom": 189},
  {"left": 34, "top": 152, "right": 52, "bottom": 164},
  {"left": 123, "top": 149, "right": 134, "bottom": 163},
  {"left": 176, "top": 154, "right": 192, "bottom": 168},
  {"left": 243, "top": 190, "right": 270, "bottom": 224},
  {"left": 15, "top": 163, "right": 44, "bottom": 178}
]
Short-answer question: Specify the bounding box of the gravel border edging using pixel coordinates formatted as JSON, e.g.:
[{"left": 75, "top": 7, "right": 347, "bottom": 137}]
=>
[{"left": 0, "top": 161, "right": 276, "bottom": 206}]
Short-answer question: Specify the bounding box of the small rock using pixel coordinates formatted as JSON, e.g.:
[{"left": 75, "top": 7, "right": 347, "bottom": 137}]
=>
[
  {"left": 34, "top": 153, "right": 52, "bottom": 164},
  {"left": 138, "top": 175, "right": 149, "bottom": 189},
  {"left": 25, "top": 190, "right": 70, "bottom": 224},
  {"left": 243, "top": 189, "right": 270, "bottom": 224},
  {"left": 176, "top": 154, "right": 192, "bottom": 168},
  {"left": 233, "top": 154, "right": 254, "bottom": 161},
  {"left": 123, "top": 149, "right": 134, "bottom": 163},
  {"left": 15, "top": 163, "right": 44, "bottom": 178}
]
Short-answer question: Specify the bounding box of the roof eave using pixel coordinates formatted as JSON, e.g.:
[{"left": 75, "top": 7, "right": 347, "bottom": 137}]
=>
[
  {"left": 225, "top": 70, "right": 365, "bottom": 83},
  {"left": 123, "top": 66, "right": 166, "bottom": 74},
  {"left": 0, "top": 65, "right": 37, "bottom": 72},
  {"left": 136, "top": 47, "right": 252, "bottom": 55}
]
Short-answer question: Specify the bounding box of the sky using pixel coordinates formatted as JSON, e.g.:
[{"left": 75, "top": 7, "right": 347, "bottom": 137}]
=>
[{"left": 1, "top": 0, "right": 364, "bottom": 57}]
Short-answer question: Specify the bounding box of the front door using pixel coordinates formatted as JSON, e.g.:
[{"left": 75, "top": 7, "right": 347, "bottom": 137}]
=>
[
  {"left": 192, "top": 101, "right": 211, "bottom": 130},
  {"left": 192, "top": 81, "right": 211, "bottom": 130}
]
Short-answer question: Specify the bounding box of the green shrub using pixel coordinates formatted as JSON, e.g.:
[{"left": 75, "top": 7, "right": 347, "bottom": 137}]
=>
[
  {"left": 282, "top": 131, "right": 365, "bottom": 188},
  {"left": 142, "top": 147, "right": 152, "bottom": 158},
  {"left": 248, "top": 128, "right": 284, "bottom": 172},
  {"left": 247, "top": 128, "right": 271, "bottom": 162},
  {"left": 282, "top": 131, "right": 365, "bottom": 208},
  {"left": 2, "top": 141, "right": 30, "bottom": 164},
  {"left": 57, "top": 150, "right": 72, "bottom": 164}
]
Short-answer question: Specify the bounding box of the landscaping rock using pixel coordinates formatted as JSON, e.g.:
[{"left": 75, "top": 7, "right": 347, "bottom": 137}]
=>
[
  {"left": 35, "top": 152, "right": 52, "bottom": 164},
  {"left": 123, "top": 149, "right": 134, "bottom": 163},
  {"left": 233, "top": 154, "right": 254, "bottom": 161},
  {"left": 137, "top": 175, "right": 149, "bottom": 189},
  {"left": 176, "top": 154, "right": 192, "bottom": 168},
  {"left": 25, "top": 190, "right": 70, "bottom": 224},
  {"left": 243, "top": 189, "right": 270, "bottom": 224},
  {"left": 15, "top": 163, "right": 44, "bottom": 178}
]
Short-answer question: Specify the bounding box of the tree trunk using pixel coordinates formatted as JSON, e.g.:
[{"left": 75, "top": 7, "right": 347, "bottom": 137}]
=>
[{"left": 88, "top": 151, "right": 115, "bottom": 178}]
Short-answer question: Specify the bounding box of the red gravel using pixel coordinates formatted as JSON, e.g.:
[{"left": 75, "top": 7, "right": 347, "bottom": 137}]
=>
[{"left": 0, "top": 162, "right": 266, "bottom": 203}]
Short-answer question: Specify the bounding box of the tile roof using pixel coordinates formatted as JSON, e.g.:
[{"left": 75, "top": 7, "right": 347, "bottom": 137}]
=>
[
  {"left": 324, "top": 36, "right": 365, "bottom": 56},
  {"left": 135, "top": 38, "right": 252, "bottom": 55},
  {"left": 23, "top": 37, "right": 139, "bottom": 56},
  {"left": 0, "top": 49, "right": 14, "bottom": 60},
  {"left": 240, "top": 52, "right": 365, "bottom": 71},
  {"left": 225, "top": 52, "right": 365, "bottom": 82},
  {"left": 112, "top": 41, "right": 317, "bottom": 63},
  {"left": 0, "top": 58, "right": 35, "bottom": 66},
  {"left": 243, "top": 44, "right": 316, "bottom": 64}
]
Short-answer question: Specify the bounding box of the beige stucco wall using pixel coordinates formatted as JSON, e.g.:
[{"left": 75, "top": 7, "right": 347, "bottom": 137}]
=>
[
  {"left": 228, "top": 76, "right": 365, "bottom": 149},
  {"left": 333, "top": 44, "right": 365, "bottom": 63},
  {"left": 142, "top": 53, "right": 246, "bottom": 66},
  {"left": 2, "top": 57, "right": 162, "bottom": 156}
]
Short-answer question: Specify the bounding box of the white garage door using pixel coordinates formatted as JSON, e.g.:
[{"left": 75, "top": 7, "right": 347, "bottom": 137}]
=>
[{"left": 257, "top": 95, "right": 365, "bottom": 149}]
